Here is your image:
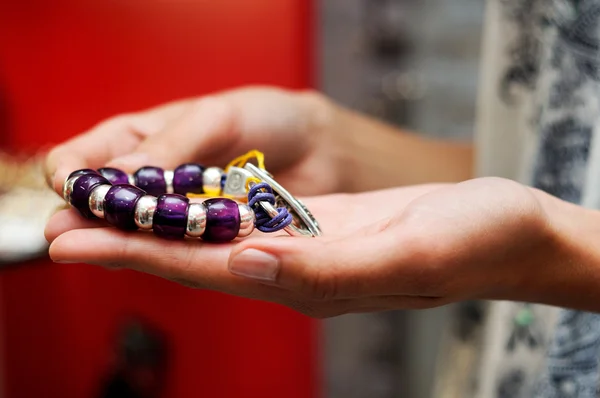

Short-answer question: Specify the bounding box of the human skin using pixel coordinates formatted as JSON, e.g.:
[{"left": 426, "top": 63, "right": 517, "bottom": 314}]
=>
[{"left": 44, "top": 86, "right": 600, "bottom": 317}]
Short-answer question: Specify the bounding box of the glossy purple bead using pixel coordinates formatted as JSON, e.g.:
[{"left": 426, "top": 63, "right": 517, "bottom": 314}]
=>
[
  {"left": 98, "top": 167, "right": 129, "bottom": 185},
  {"left": 173, "top": 163, "right": 205, "bottom": 195},
  {"left": 68, "top": 168, "right": 98, "bottom": 180},
  {"left": 202, "top": 198, "right": 241, "bottom": 243},
  {"left": 134, "top": 167, "right": 166, "bottom": 196},
  {"left": 153, "top": 194, "right": 190, "bottom": 239},
  {"left": 70, "top": 174, "right": 110, "bottom": 219},
  {"left": 104, "top": 185, "right": 146, "bottom": 230}
]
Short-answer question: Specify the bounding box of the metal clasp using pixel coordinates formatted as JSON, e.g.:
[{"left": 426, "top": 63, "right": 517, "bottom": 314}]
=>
[{"left": 244, "top": 163, "right": 322, "bottom": 237}]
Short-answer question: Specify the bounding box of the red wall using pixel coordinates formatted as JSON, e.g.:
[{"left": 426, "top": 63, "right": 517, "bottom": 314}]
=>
[{"left": 0, "top": 1, "right": 317, "bottom": 397}]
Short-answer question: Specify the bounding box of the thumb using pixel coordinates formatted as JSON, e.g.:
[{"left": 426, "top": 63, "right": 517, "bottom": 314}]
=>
[
  {"left": 227, "top": 233, "right": 409, "bottom": 300},
  {"left": 107, "top": 96, "right": 238, "bottom": 171}
]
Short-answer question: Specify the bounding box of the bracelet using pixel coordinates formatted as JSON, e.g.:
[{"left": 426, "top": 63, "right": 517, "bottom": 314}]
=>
[{"left": 61, "top": 150, "right": 321, "bottom": 243}]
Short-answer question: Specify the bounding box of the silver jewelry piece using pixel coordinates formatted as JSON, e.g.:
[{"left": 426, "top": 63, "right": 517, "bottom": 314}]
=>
[
  {"left": 186, "top": 203, "right": 207, "bottom": 237},
  {"left": 88, "top": 184, "right": 111, "bottom": 218},
  {"left": 134, "top": 195, "right": 158, "bottom": 230},
  {"left": 237, "top": 203, "right": 255, "bottom": 238},
  {"left": 223, "top": 167, "right": 254, "bottom": 200},
  {"left": 203, "top": 167, "right": 224, "bottom": 193},
  {"left": 128, "top": 174, "right": 135, "bottom": 186},
  {"left": 63, "top": 175, "right": 80, "bottom": 203},
  {"left": 164, "top": 170, "right": 174, "bottom": 194},
  {"left": 244, "top": 163, "right": 321, "bottom": 237}
]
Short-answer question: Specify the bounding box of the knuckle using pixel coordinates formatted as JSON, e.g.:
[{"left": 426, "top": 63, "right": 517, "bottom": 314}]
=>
[
  {"left": 297, "top": 266, "right": 339, "bottom": 301},
  {"left": 89, "top": 113, "right": 137, "bottom": 137},
  {"left": 100, "top": 113, "right": 134, "bottom": 129},
  {"left": 46, "top": 145, "right": 62, "bottom": 164}
]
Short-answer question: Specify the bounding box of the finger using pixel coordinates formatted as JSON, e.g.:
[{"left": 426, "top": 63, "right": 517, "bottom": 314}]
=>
[
  {"left": 44, "top": 209, "right": 106, "bottom": 243},
  {"left": 227, "top": 222, "right": 431, "bottom": 300},
  {"left": 46, "top": 225, "right": 375, "bottom": 314},
  {"left": 46, "top": 100, "right": 192, "bottom": 194},
  {"left": 107, "top": 97, "right": 237, "bottom": 171},
  {"left": 48, "top": 221, "right": 446, "bottom": 316},
  {"left": 48, "top": 227, "right": 287, "bottom": 299}
]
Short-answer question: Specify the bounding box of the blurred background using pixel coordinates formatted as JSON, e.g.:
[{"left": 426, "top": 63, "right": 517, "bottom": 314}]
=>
[{"left": 0, "top": 1, "right": 484, "bottom": 397}]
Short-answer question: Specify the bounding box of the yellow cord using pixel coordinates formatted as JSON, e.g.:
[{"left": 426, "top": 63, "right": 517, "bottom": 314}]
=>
[
  {"left": 224, "top": 149, "right": 266, "bottom": 171},
  {"left": 187, "top": 150, "right": 266, "bottom": 201},
  {"left": 246, "top": 176, "right": 261, "bottom": 191}
]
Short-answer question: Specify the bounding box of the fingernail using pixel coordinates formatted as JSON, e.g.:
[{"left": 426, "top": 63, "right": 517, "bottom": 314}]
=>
[
  {"left": 229, "top": 249, "right": 280, "bottom": 282},
  {"left": 108, "top": 153, "right": 150, "bottom": 169}
]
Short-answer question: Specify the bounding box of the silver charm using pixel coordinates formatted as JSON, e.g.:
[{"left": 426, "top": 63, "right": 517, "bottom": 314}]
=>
[
  {"left": 186, "top": 203, "right": 207, "bottom": 237},
  {"left": 244, "top": 163, "right": 321, "bottom": 237},
  {"left": 164, "top": 170, "right": 174, "bottom": 194},
  {"left": 134, "top": 195, "right": 158, "bottom": 230},
  {"left": 237, "top": 203, "right": 255, "bottom": 237},
  {"left": 88, "top": 184, "right": 111, "bottom": 218},
  {"left": 223, "top": 167, "right": 254, "bottom": 199}
]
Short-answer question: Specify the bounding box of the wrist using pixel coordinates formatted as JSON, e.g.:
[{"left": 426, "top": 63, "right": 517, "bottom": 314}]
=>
[{"left": 513, "top": 189, "right": 600, "bottom": 311}]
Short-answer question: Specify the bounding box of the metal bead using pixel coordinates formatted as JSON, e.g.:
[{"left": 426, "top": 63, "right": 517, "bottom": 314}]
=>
[
  {"left": 237, "top": 203, "right": 255, "bottom": 238},
  {"left": 134, "top": 195, "right": 158, "bottom": 230},
  {"left": 128, "top": 174, "right": 135, "bottom": 186},
  {"left": 186, "top": 203, "right": 207, "bottom": 238},
  {"left": 63, "top": 175, "right": 80, "bottom": 203},
  {"left": 88, "top": 184, "right": 111, "bottom": 218},
  {"left": 164, "top": 170, "right": 174, "bottom": 194},
  {"left": 203, "top": 167, "right": 224, "bottom": 196}
]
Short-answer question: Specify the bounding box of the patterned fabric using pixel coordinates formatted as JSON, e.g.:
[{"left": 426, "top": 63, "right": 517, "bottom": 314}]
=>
[{"left": 436, "top": 1, "right": 600, "bottom": 397}]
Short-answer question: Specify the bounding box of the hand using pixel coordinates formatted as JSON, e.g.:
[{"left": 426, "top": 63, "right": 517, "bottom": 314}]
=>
[
  {"left": 45, "top": 86, "right": 346, "bottom": 196},
  {"left": 46, "top": 177, "right": 578, "bottom": 318}
]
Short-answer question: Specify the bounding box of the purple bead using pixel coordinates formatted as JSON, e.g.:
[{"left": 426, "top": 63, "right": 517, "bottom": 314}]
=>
[
  {"left": 153, "top": 194, "right": 190, "bottom": 239},
  {"left": 134, "top": 167, "right": 166, "bottom": 196},
  {"left": 70, "top": 174, "right": 111, "bottom": 219},
  {"left": 68, "top": 168, "right": 98, "bottom": 180},
  {"left": 202, "top": 198, "right": 241, "bottom": 243},
  {"left": 98, "top": 167, "right": 130, "bottom": 185},
  {"left": 104, "top": 185, "right": 146, "bottom": 230},
  {"left": 173, "top": 163, "right": 205, "bottom": 195}
]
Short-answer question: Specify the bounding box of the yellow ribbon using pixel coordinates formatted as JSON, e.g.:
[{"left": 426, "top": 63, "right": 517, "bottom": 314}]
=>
[
  {"left": 186, "top": 149, "right": 266, "bottom": 201},
  {"left": 224, "top": 149, "right": 266, "bottom": 171}
]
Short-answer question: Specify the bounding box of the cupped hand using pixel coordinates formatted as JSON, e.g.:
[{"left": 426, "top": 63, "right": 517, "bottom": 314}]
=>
[
  {"left": 45, "top": 86, "right": 345, "bottom": 197},
  {"left": 45, "top": 178, "right": 563, "bottom": 318}
]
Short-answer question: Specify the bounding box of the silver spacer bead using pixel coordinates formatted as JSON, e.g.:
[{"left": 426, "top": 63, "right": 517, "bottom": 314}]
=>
[
  {"left": 186, "top": 203, "right": 207, "bottom": 238},
  {"left": 164, "top": 170, "right": 174, "bottom": 194},
  {"left": 88, "top": 184, "right": 111, "bottom": 218},
  {"left": 134, "top": 195, "right": 158, "bottom": 230},
  {"left": 203, "top": 166, "right": 224, "bottom": 194},
  {"left": 237, "top": 203, "right": 255, "bottom": 238},
  {"left": 128, "top": 174, "right": 135, "bottom": 186},
  {"left": 63, "top": 175, "right": 80, "bottom": 203}
]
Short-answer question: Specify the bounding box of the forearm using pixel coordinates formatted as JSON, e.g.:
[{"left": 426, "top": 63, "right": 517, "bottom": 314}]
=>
[{"left": 332, "top": 103, "right": 474, "bottom": 192}]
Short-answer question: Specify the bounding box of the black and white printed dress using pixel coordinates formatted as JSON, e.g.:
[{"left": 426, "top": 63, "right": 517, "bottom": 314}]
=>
[{"left": 434, "top": 1, "right": 600, "bottom": 397}]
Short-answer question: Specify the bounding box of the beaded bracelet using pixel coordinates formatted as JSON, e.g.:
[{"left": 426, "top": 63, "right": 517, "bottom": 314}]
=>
[{"left": 62, "top": 150, "right": 321, "bottom": 243}]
